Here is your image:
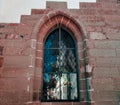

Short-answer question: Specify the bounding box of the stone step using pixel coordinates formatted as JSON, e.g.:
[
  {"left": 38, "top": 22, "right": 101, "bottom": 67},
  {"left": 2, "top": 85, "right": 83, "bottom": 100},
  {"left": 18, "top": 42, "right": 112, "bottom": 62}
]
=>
[
  {"left": 97, "top": 0, "right": 119, "bottom": 3},
  {"left": 20, "top": 14, "right": 43, "bottom": 26},
  {"left": 25, "top": 101, "right": 94, "bottom": 105},
  {"left": 31, "top": 9, "right": 51, "bottom": 15},
  {"left": 95, "top": 100, "right": 119, "bottom": 105},
  {"left": 46, "top": 1, "right": 67, "bottom": 9},
  {"left": 80, "top": 2, "right": 120, "bottom": 10}
]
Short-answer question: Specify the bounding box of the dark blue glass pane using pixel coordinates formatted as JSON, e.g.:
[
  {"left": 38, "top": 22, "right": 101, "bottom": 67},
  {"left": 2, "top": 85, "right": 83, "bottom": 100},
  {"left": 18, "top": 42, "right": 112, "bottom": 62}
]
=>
[
  {"left": 61, "top": 29, "right": 75, "bottom": 48},
  {"left": 44, "top": 49, "right": 77, "bottom": 72},
  {"left": 45, "top": 32, "right": 59, "bottom": 48},
  {"left": 43, "top": 28, "right": 79, "bottom": 101},
  {"left": 44, "top": 49, "right": 58, "bottom": 72}
]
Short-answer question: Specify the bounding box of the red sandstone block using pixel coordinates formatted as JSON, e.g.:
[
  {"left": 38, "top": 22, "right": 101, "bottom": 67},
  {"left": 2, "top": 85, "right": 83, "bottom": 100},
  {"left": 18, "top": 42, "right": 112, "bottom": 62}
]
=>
[
  {"left": 21, "top": 15, "right": 42, "bottom": 26},
  {"left": 97, "top": 0, "right": 117, "bottom": 3},
  {"left": 14, "top": 24, "right": 32, "bottom": 36},
  {"left": 80, "top": 2, "right": 102, "bottom": 9},
  {"left": 105, "top": 15, "right": 120, "bottom": 26},
  {"left": 86, "top": 40, "right": 95, "bottom": 49},
  {"left": 113, "top": 78, "right": 120, "bottom": 90},
  {"left": 93, "top": 78, "right": 114, "bottom": 90},
  {"left": 103, "top": 26, "right": 119, "bottom": 34},
  {"left": 33, "top": 76, "right": 41, "bottom": 90},
  {"left": 88, "top": 49, "right": 116, "bottom": 57},
  {"left": 0, "top": 27, "right": 14, "bottom": 34},
  {"left": 0, "top": 33, "right": 8, "bottom": 39},
  {"left": 52, "top": 102, "right": 72, "bottom": 105},
  {"left": 93, "top": 67, "right": 119, "bottom": 78},
  {"left": 36, "top": 43, "right": 43, "bottom": 50},
  {"left": 46, "top": 1, "right": 67, "bottom": 9},
  {"left": 101, "top": 2, "right": 119, "bottom": 10},
  {"left": 2, "top": 67, "right": 30, "bottom": 78},
  {"left": 79, "top": 15, "right": 105, "bottom": 26},
  {"left": 106, "top": 33, "right": 120, "bottom": 40},
  {"left": 0, "top": 40, "right": 7, "bottom": 47},
  {"left": 35, "top": 67, "right": 42, "bottom": 77},
  {"left": 4, "top": 46, "right": 31, "bottom": 56},
  {"left": 94, "top": 40, "right": 120, "bottom": 49},
  {"left": 8, "top": 23, "right": 19, "bottom": 26},
  {"left": 97, "top": 9, "right": 119, "bottom": 15},
  {"left": 95, "top": 101, "right": 118, "bottom": 105},
  {"left": 74, "top": 102, "right": 94, "bottom": 105},
  {"left": 31, "top": 9, "right": 46, "bottom": 15},
  {"left": 0, "top": 57, "right": 3, "bottom": 67},
  {"left": 79, "top": 9, "right": 97, "bottom": 15},
  {"left": 116, "top": 49, "right": 120, "bottom": 56},
  {"left": 28, "top": 102, "right": 37, "bottom": 105},
  {"left": 41, "top": 102, "right": 51, "bottom": 105},
  {"left": 0, "top": 46, "right": 4, "bottom": 55},
  {"left": 84, "top": 21, "right": 105, "bottom": 26},
  {"left": 86, "top": 27, "right": 95, "bottom": 32},
  {"left": 0, "top": 91, "right": 29, "bottom": 104},
  {"left": 4, "top": 39, "right": 30, "bottom": 47},
  {"left": 79, "top": 15, "right": 104, "bottom": 22},
  {"left": 69, "top": 9, "right": 82, "bottom": 17},
  {"left": 95, "top": 57, "right": 120, "bottom": 67},
  {"left": 31, "top": 8, "right": 51, "bottom": 15},
  {"left": 35, "top": 58, "right": 42, "bottom": 68},
  {"left": 0, "top": 77, "right": 29, "bottom": 91},
  {"left": 93, "top": 91, "right": 118, "bottom": 101},
  {"left": 86, "top": 26, "right": 102, "bottom": 32},
  {"left": 4, "top": 56, "right": 31, "bottom": 68}
]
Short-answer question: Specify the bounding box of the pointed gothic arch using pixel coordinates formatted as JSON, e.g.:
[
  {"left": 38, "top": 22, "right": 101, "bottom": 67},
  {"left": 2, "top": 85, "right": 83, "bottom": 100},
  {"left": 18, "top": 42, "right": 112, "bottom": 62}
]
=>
[{"left": 32, "top": 10, "right": 90, "bottom": 102}]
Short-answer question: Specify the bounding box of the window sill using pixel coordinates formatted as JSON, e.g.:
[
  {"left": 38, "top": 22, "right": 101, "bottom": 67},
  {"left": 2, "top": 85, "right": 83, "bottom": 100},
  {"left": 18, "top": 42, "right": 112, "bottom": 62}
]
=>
[{"left": 25, "top": 101, "right": 95, "bottom": 105}]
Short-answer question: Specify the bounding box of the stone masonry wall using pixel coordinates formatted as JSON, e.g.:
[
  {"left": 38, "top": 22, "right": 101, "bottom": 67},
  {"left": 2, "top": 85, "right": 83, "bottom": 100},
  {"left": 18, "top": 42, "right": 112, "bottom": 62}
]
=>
[{"left": 0, "top": 0, "right": 120, "bottom": 105}]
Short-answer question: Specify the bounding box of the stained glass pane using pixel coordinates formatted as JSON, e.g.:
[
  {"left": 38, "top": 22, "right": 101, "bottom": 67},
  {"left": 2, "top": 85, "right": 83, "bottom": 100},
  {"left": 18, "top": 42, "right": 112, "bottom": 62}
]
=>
[
  {"left": 45, "top": 31, "right": 59, "bottom": 48},
  {"left": 70, "top": 73, "right": 78, "bottom": 100},
  {"left": 44, "top": 49, "right": 58, "bottom": 72},
  {"left": 58, "top": 49, "right": 77, "bottom": 72},
  {"left": 42, "top": 73, "right": 60, "bottom": 100},
  {"left": 61, "top": 29, "right": 75, "bottom": 48},
  {"left": 44, "top": 49, "right": 77, "bottom": 73},
  {"left": 61, "top": 74, "right": 68, "bottom": 100},
  {"left": 42, "top": 27, "right": 79, "bottom": 101}
]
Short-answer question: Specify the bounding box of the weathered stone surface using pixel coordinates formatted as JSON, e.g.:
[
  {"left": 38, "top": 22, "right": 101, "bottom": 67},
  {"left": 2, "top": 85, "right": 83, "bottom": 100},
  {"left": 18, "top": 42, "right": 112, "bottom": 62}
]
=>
[
  {"left": 93, "top": 67, "right": 119, "bottom": 78},
  {"left": 94, "top": 101, "right": 118, "bottom": 105},
  {"left": 89, "top": 32, "right": 106, "bottom": 40},
  {"left": 93, "top": 91, "right": 118, "bottom": 101},
  {"left": 116, "top": 49, "right": 120, "bottom": 56},
  {"left": 106, "top": 33, "right": 120, "bottom": 40},
  {"left": 95, "top": 57, "right": 120, "bottom": 67},
  {"left": 0, "top": 91, "right": 29, "bottom": 105},
  {"left": 0, "top": 57, "right": 3, "bottom": 67},
  {"left": 94, "top": 41, "right": 120, "bottom": 48},
  {"left": 93, "top": 78, "right": 114, "bottom": 90},
  {"left": 4, "top": 56, "right": 31, "bottom": 67},
  {"left": 46, "top": 1, "right": 67, "bottom": 9},
  {"left": 89, "top": 49, "right": 116, "bottom": 57},
  {"left": 0, "top": 1, "right": 120, "bottom": 105}
]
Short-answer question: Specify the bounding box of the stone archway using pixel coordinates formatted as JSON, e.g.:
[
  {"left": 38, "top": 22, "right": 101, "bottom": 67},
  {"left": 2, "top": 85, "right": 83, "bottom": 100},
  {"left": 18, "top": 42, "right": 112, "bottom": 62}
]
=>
[{"left": 31, "top": 10, "right": 87, "bottom": 102}]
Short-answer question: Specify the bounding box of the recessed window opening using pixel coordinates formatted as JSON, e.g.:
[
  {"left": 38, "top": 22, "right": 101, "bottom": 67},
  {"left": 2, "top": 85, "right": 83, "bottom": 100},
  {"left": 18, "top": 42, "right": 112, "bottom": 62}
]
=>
[{"left": 42, "top": 26, "right": 79, "bottom": 102}]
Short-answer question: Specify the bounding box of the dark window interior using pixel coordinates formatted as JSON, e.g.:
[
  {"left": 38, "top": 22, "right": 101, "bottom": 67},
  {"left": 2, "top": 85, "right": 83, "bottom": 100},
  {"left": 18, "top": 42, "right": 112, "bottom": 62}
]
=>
[{"left": 42, "top": 27, "right": 79, "bottom": 101}]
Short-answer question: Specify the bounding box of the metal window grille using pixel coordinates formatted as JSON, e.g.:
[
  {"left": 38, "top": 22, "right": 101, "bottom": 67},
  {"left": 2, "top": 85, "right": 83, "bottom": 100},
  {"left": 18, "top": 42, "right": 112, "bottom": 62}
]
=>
[{"left": 41, "top": 27, "right": 79, "bottom": 101}]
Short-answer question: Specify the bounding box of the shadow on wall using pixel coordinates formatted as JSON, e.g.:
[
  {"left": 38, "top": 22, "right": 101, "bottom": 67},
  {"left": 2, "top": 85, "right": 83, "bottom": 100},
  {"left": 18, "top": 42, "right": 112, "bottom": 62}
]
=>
[{"left": 0, "top": 46, "right": 4, "bottom": 67}]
